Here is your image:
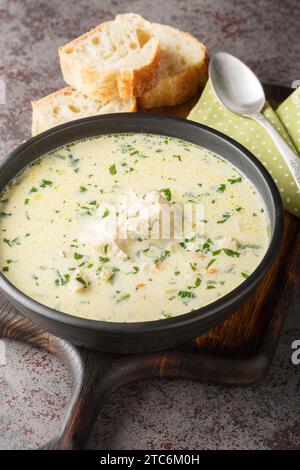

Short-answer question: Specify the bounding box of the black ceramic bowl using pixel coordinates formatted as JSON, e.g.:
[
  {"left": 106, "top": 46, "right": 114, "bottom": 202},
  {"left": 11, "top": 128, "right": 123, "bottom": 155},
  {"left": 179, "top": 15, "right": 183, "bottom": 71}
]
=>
[{"left": 0, "top": 114, "right": 283, "bottom": 353}]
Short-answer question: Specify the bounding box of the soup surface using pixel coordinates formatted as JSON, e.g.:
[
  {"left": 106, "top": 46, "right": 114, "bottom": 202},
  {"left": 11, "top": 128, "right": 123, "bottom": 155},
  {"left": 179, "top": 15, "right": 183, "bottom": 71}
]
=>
[{"left": 0, "top": 134, "right": 269, "bottom": 322}]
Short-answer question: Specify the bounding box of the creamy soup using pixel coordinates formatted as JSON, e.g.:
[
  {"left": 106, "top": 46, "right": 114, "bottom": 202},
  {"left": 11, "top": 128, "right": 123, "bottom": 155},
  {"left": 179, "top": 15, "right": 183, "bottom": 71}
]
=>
[{"left": 0, "top": 134, "right": 269, "bottom": 322}]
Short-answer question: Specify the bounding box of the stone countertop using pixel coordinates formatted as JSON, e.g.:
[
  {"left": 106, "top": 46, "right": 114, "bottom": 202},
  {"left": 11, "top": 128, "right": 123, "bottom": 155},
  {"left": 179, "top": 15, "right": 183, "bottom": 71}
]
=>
[{"left": 0, "top": 0, "right": 300, "bottom": 450}]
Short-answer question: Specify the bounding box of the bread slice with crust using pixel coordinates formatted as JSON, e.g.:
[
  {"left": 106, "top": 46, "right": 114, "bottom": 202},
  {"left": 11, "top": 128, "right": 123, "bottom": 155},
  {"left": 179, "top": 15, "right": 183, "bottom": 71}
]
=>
[
  {"left": 139, "top": 23, "right": 208, "bottom": 108},
  {"left": 31, "top": 86, "right": 136, "bottom": 135},
  {"left": 59, "top": 13, "right": 160, "bottom": 101}
]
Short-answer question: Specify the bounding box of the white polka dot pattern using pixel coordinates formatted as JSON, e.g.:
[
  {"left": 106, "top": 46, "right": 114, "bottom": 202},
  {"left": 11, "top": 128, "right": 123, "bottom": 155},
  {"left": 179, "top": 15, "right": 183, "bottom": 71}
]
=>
[{"left": 188, "top": 81, "right": 300, "bottom": 218}]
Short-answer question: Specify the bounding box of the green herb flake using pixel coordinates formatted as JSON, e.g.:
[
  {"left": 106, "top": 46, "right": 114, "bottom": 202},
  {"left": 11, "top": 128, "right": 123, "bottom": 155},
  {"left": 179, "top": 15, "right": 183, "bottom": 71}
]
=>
[
  {"left": 80, "top": 186, "right": 87, "bottom": 193},
  {"left": 178, "top": 290, "right": 195, "bottom": 299},
  {"left": 189, "top": 262, "right": 198, "bottom": 272},
  {"left": 102, "top": 208, "right": 110, "bottom": 218},
  {"left": 160, "top": 188, "right": 172, "bottom": 201},
  {"left": 189, "top": 277, "right": 202, "bottom": 289},
  {"left": 0, "top": 212, "right": 11, "bottom": 218},
  {"left": 55, "top": 271, "right": 70, "bottom": 287},
  {"left": 116, "top": 293, "right": 130, "bottom": 303},
  {"left": 163, "top": 313, "right": 173, "bottom": 318},
  {"left": 228, "top": 177, "right": 242, "bottom": 184},
  {"left": 74, "top": 252, "right": 84, "bottom": 260},
  {"left": 154, "top": 249, "right": 170, "bottom": 265},
  {"left": 241, "top": 272, "right": 250, "bottom": 279},
  {"left": 212, "top": 249, "right": 222, "bottom": 256},
  {"left": 3, "top": 237, "right": 20, "bottom": 247},
  {"left": 75, "top": 275, "right": 88, "bottom": 288},
  {"left": 217, "top": 184, "right": 226, "bottom": 193},
  {"left": 217, "top": 212, "right": 231, "bottom": 224},
  {"left": 223, "top": 248, "right": 240, "bottom": 258},
  {"left": 109, "top": 164, "right": 117, "bottom": 175},
  {"left": 40, "top": 179, "right": 53, "bottom": 188},
  {"left": 207, "top": 258, "right": 216, "bottom": 269},
  {"left": 127, "top": 266, "right": 139, "bottom": 275}
]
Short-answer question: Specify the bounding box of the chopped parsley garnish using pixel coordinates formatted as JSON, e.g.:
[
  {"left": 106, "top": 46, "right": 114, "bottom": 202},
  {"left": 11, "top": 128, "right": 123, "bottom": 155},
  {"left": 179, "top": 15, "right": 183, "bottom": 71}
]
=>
[
  {"left": 228, "top": 177, "right": 242, "bottom": 184},
  {"left": 99, "top": 256, "right": 110, "bottom": 263},
  {"left": 223, "top": 248, "right": 240, "bottom": 257},
  {"left": 2, "top": 266, "right": 9, "bottom": 272},
  {"left": 109, "top": 164, "right": 117, "bottom": 175},
  {"left": 24, "top": 198, "right": 29, "bottom": 205},
  {"left": 207, "top": 285, "right": 216, "bottom": 289},
  {"left": 68, "top": 153, "right": 80, "bottom": 172},
  {"left": 241, "top": 272, "right": 249, "bottom": 279},
  {"left": 80, "top": 186, "right": 87, "bottom": 193},
  {"left": 202, "top": 238, "right": 213, "bottom": 251},
  {"left": 212, "top": 249, "right": 222, "bottom": 256},
  {"left": 74, "top": 252, "right": 83, "bottom": 260},
  {"left": 127, "top": 266, "right": 139, "bottom": 275},
  {"left": 154, "top": 249, "right": 170, "bottom": 265},
  {"left": 178, "top": 290, "right": 195, "bottom": 299},
  {"left": 3, "top": 237, "right": 20, "bottom": 247},
  {"left": 160, "top": 188, "right": 172, "bottom": 201},
  {"left": 30, "top": 186, "right": 38, "bottom": 193},
  {"left": 190, "top": 262, "right": 198, "bottom": 272},
  {"left": 77, "top": 201, "right": 98, "bottom": 215},
  {"left": 207, "top": 259, "right": 216, "bottom": 269},
  {"left": 173, "top": 155, "right": 182, "bottom": 161},
  {"left": 102, "top": 208, "right": 110, "bottom": 218},
  {"left": 116, "top": 293, "right": 130, "bottom": 303},
  {"left": 163, "top": 313, "right": 173, "bottom": 318},
  {"left": 40, "top": 179, "right": 53, "bottom": 188},
  {"left": 188, "top": 277, "right": 201, "bottom": 289},
  {"left": 217, "top": 184, "right": 226, "bottom": 193},
  {"left": 55, "top": 271, "right": 70, "bottom": 286},
  {"left": 75, "top": 275, "right": 88, "bottom": 288},
  {"left": 212, "top": 248, "right": 240, "bottom": 258},
  {"left": 217, "top": 212, "right": 231, "bottom": 224}
]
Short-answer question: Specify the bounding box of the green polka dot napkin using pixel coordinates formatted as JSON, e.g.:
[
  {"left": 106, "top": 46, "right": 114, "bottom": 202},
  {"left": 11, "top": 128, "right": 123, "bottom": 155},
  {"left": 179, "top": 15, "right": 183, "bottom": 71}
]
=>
[{"left": 188, "top": 81, "right": 300, "bottom": 217}]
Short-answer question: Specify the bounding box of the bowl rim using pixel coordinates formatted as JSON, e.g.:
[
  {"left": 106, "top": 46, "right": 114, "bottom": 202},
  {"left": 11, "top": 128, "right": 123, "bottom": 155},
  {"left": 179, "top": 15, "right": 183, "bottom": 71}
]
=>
[{"left": 0, "top": 113, "right": 284, "bottom": 335}]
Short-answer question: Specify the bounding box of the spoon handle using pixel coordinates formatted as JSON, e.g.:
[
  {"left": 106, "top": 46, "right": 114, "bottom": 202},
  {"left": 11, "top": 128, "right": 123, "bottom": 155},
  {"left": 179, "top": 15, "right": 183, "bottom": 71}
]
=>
[{"left": 252, "top": 112, "right": 300, "bottom": 192}]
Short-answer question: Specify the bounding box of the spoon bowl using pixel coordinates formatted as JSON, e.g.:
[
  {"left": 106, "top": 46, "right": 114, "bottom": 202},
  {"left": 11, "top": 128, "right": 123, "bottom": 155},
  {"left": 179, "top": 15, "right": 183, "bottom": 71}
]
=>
[
  {"left": 209, "top": 52, "right": 300, "bottom": 191},
  {"left": 209, "top": 52, "right": 266, "bottom": 116}
]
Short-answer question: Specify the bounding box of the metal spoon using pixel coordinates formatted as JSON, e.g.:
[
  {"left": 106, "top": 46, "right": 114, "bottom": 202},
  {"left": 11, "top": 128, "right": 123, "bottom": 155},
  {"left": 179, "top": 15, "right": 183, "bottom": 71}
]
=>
[{"left": 209, "top": 52, "right": 300, "bottom": 191}]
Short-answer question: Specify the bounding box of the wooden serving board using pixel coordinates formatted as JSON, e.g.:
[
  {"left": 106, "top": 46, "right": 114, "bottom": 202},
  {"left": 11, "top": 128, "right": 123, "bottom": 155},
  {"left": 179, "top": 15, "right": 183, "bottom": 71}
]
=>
[{"left": 0, "top": 84, "right": 299, "bottom": 450}]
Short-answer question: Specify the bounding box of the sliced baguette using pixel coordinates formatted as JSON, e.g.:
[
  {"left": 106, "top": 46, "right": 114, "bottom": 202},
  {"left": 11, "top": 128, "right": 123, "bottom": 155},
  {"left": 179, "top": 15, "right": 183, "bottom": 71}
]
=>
[
  {"left": 31, "top": 87, "right": 136, "bottom": 136},
  {"left": 59, "top": 13, "right": 160, "bottom": 101},
  {"left": 139, "top": 23, "right": 208, "bottom": 108}
]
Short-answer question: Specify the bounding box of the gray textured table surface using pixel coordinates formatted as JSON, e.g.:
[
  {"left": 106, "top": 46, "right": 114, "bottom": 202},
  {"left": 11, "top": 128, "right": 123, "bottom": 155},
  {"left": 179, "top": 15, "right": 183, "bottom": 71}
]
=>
[{"left": 0, "top": 0, "right": 300, "bottom": 450}]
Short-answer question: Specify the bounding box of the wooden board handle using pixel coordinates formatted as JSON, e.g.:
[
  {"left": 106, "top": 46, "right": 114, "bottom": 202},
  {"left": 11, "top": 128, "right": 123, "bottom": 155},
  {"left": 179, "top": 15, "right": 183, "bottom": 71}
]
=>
[{"left": 0, "top": 298, "right": 289, "bottom": 450}]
